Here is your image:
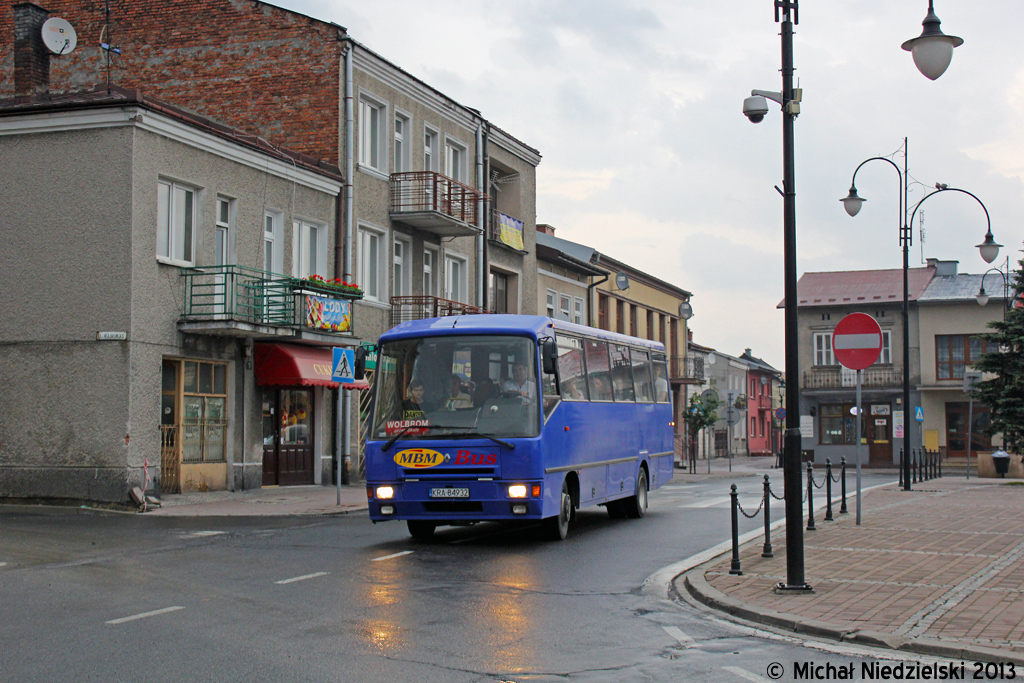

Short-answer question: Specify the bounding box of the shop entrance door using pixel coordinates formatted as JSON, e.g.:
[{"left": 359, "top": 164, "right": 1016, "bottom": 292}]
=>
[
  {"left": 945, "top": 402, "right": 992, "bottom": 459},
  {"left": 262, "top": 388, "right": 315, "bottom": 486},
  {"left": 868, "top": 404, "right": 892, "bottom": 465}
]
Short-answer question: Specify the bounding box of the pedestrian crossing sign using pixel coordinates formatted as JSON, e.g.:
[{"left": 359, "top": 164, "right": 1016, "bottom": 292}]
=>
[
  {"left": 915, "top": 406, "right": 924, "bottom": 422},
  {"left": 332, "top": 348, "right": 355, "bottom": 384}
]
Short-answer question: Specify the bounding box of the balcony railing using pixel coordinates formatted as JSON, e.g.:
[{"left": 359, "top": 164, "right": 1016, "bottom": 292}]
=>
[
  {"left": 756, "top": 394, "right": 773, "bottom": 410},
  {"left": 802, "top": 365, "right": 903, "bottom": 390},
  {"left": 180, "top": 265, "right": 359, "bottom": 337},
  {"left": 670, "top": 354, "right": 704, "bottom": 382},
  {"left": 390, "top": 171, "right": 484, "bottom": 236},
  {"left": 390, "top": 295, "right": 490, "bottom": 328}
]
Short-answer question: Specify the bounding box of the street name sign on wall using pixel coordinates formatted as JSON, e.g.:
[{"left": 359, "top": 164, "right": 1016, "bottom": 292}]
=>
[{"left": 832, "top": 313, "right": 883, "bottom": 370}]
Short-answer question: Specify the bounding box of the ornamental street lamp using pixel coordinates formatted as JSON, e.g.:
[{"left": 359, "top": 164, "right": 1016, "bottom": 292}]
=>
[
  {"left": 977, "top": 256, "right": 1012, "bottom": 320},
  {"left": 844, "top": 175, "right": 997, "bottom": 493},
  {"left": 902, "top": 1, "right": 963, "bottom": 81},
  {"left": 742, "top": 0, "right": 808, "bottom": 592}
]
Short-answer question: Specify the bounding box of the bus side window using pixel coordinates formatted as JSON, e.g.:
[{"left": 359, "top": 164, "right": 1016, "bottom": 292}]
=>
[
  {"left": 652, "top": 353, "right": 670, "bottom": 403},
  {"left": 632, "top": 349, "right": 654, "bottom": 403},
  {"left": 556, "top": 335, "right": 588, "bottom": 401},
  {"left": 610, "top": 344, "right": 635, "bottom": 402},
  {"left": 585, "top": 339, "right": 613, "bottom": 401}
]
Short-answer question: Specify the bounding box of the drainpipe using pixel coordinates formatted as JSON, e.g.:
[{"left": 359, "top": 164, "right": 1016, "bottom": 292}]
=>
[
  {"left": 587, "top": 271, "right": 609, "bottom": 327},
  {"left": 338, "top": 40, "right": 355, "bottom": 489},
  {"left": 476, "top": 122, "right": 485, "bottom": 308}
]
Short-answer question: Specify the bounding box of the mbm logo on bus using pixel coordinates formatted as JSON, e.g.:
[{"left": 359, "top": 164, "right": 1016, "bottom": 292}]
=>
[{"left": 393, "top": 448, "right": 444, "bottom": 469}]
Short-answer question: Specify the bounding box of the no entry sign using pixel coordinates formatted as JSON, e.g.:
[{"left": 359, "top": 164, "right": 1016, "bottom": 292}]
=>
[{"left": 832, "top": 313, "right": 883, "bottom": 371}]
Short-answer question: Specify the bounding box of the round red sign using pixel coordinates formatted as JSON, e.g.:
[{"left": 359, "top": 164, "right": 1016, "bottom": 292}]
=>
[{"left": 832, "top": 313, "right": 883, "bottom": 371}]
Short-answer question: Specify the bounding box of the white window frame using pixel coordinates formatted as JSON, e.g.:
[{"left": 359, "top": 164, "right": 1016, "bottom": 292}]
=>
[
  {"left": 423, "top": 246, "right": 438, "bottom": 296},
  {"left": 157, "top": 179, "right": 198, "bottom": 266},
  {"left": 293, "top": 219, "right": 328, "bottom": 280},
  {"left": 394, "top": 110, "right": 411, "bottom": 174},
  {"left": 215, "top": 196, "right": 234, "bottom": 267},
  {"left": 445, "top": 253, "right": 468, "bottom": 303},
  {"left": 573, "top": 297, "right": 584, "bottom": 325},
  {"left": 880, "top": 330, "right": 892, "bottom": 365},
  {"left": 445, "top": 136, "right": 468, "bottom": 183},
  {"left": 814, "top": 332, "right": 836, "bottom": 366},
  {"left": 559, "top": 293, "right": 571, "bottom": 321},
  {"left": 263, "top": 210, "right": 284, "bottom": 275},
  {"left": 358, "top": 92, "right": 387, "bottom": 175},
  {"left": 357, "top": 223, "right": 388, "bottom": 304},
  {"left": 546, "top": 289, "right": 557, "bottom": 318},
  {"left": 393, "top": 234, "right": 411, "bottom": 297},
  {"left": 424, "top": 126, "right": 439, "bottom": 172}
]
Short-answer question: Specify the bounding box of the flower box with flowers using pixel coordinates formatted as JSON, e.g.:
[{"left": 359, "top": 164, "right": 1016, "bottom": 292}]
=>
[{"left": 296, "top": 275, "right": 364, "bottom": 298}]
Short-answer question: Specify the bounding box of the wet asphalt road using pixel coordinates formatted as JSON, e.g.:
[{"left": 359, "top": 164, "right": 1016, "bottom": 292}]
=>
[{"left": 0, "top": 473, "right": 912, "bottom": 682}]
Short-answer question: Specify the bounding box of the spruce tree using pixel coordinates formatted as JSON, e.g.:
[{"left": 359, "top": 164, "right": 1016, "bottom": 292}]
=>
[{"left": 974, "top": 251, "right": 1024, "bottom": 453}]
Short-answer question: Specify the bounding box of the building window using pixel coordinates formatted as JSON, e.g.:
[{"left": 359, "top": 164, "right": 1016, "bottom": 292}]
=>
[
  {"left": 630, "top": 305, "right": 638, "bottom": 337},
  {"left": 819, "top": 402, "right": 860, "bottom": 445},
  {"left": 423, "top": 247, "right": 437, "bottom": 296},
  {"left": 293, "top": 220, "right": 327, "bottom": 280},
  {"left": 445, "top": 254, "right": 467, "bottom": 302},
  {"left": 880, "top": 330, "right": 892, "bottom": 364},
  {"left": 359, "top": 96, "right": 386, "bottom": 172},
  {"left": 490, "top": 271, "right": 509, "bottom": 314},
  {"left": 175, "top": 359, "right": 228, "bottom": 464},
  {"left": 574, "top": 297, "right": 584, "bottom": 325},
  {"left": 424, "top": 127, "right": 439, "bottom": 172},
  {"left": 559, "top": 294, "right": 571, "bottom": 321},
  {"left": 814, "top": 332, "right": 836, "bottom": 366},
  {"left": 546, "top": 289, "right": 557, "bottom": 318},
  {"left": 393, "top": 236, "right": 411, "bottom": 296},
  {"left": 936, "top": 334, "right": 993, "bottom": 380},
  {"left": 264, "top": 210, "right": 283, "bottom": 274},
  {"left": 215, "top": 197, "right": 233, "bottom": 267},
  {"left": 394, "top": 112, "right": 410, "bottom": 173},
  {"left": 445, "top": 138, "right": 467, "bottom": 183},
  {"left": 616, "top": 300, "right": 625, "bottom": 334},
  {"left": 157, "top": 180, "right": 196, "bottom": 265},
  {"left": 358, "top": 225, "right": 386, "bottom": 302},
  {"left": 598, "top": 294, "right": 609, "bottom": 330}
]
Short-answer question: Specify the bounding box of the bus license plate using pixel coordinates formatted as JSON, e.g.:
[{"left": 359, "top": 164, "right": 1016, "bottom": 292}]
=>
[{"left": 430, "top": 487, "right": 469, "bottom": 498}]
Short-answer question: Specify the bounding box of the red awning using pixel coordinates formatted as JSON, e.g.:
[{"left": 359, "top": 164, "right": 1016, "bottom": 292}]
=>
[{"left": 254, "top": 343, "right": 368, "bottom": 389}]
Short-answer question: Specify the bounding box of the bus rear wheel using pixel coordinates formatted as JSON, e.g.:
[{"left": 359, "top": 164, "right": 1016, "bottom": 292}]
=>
[
  {"left": 546, "top": 480, "right": 572, "bottom": 540},
  {"left": 407, "top": 520, "right": 437, "bottom": 539},
  {"left": 623, "top": 468, "right": 649, "bottom": 519}
]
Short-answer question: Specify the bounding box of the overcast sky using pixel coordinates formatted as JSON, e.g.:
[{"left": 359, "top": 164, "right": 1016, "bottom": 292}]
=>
[{"left": 279, "top": 0, "right": 1024, "bottom": 369}]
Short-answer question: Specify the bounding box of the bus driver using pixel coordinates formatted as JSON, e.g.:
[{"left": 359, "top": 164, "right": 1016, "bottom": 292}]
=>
[{"left": 502, "top": 362, "right": 536, "bottom": 404}]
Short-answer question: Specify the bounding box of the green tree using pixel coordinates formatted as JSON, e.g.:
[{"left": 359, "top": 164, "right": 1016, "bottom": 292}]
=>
[
  {"left": 684, "top": 392, "right": 721, "bottom": 461},
  {"left": 974, "top": 253, "right": 1024, "bottom": 453}
]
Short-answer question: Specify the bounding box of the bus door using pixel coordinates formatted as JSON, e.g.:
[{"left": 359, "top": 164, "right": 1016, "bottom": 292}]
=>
[{"left": 556, "top": 335, "right": 605, "bottom": 505}]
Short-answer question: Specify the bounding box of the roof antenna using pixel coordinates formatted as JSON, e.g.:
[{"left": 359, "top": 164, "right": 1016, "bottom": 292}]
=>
[{"left": 99, "top": 0, "right": 122, "bottom": 94}]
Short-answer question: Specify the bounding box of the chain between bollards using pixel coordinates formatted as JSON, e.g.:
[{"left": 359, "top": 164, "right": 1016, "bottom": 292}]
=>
[{"left": 840, "top": 457, "right": 848, "bottom": 514}]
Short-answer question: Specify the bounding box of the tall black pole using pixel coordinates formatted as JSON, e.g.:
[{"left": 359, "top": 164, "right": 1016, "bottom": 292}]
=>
[
  {"left": 779, "top": 0, "right": 808, "bottom": 590},
  {"left": 902, "top": 138, "right": 912, "bottom": 491}
]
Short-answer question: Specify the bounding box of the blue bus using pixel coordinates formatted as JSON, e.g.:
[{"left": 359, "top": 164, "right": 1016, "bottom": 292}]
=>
[{"left": 361, "top": 314, "right": 674, "bottom": 540}]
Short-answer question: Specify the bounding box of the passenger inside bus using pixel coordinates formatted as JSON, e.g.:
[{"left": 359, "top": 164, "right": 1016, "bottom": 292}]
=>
[
  {"left": 654, "top": 365, "right": 669, "bottom": 402},
  {"left": 401, "top": 379, "right": 426, "bottom": 419},
  {"left": 445, "top": 374, "right": 473, "bottom": 410}
]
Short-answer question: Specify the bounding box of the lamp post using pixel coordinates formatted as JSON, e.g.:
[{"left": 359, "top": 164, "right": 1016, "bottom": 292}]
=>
[
  {"left": 742, "top": 0, "right": 808, "bottom": 591},
  {"left": 976, "top": 256, "right": 1012, "bottom": 320},
  {"left": 843, "top": 177, "right": 997, "bottom": 492},
  {"left": 902, "top": 1, "right": 963, "bottom": 81}
]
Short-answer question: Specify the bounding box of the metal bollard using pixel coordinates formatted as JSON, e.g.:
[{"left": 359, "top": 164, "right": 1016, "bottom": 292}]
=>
[
  {"left": 938, "top": 450, "right": 943, "bottom": 478},
  {"left": 825, "top": 459, "right": 834, "bottom": 521},
  {"left": 729, "top": 484, "right": 742, "bottom": 575},
  {"left": 899, "top": 448, "right": 904, "bottom": 488},
  {"left": 806, "top": 462, "right": 816, "bottom": 531},
  {"left": 762, "top": 475, "right": 773, "bottom": 558},
  {"left": 912, "top": 449, "right": 918, "bottom": 483},
  {"left": 840, "top": 456, "right": 848, "bottom": 514}
]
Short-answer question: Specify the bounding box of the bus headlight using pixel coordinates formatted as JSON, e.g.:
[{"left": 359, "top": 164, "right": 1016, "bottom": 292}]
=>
[
  {"left": 508, "top": 484, "right": 528, "bottom": 498},
  {"left": 376, "top": 486, "right": 395, "bottom": 499}
]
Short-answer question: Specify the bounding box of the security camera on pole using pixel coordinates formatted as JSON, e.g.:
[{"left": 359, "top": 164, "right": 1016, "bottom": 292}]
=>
[{"left": 832, "top": 313, "right": 884, "bottom": 525}]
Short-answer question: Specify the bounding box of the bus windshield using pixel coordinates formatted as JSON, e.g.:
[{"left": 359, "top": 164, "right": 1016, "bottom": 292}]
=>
[{"left": 372, "top": 334, "right": 541, "bottom": 440}]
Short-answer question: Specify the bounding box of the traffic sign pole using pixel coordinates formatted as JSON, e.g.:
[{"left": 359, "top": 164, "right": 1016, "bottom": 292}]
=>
[{"left": 856, "top": 369, "right": 863, "bottom": 525}]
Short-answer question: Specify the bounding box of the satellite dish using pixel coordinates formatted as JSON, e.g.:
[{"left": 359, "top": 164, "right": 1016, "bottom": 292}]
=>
[
  {"left": 760, "top": 375, "right": 768, "bottom": 386},
  {"left": 679, "top": 301, "right": 693, "bottom": 320},
  {"left": 615, "top": 272, "right": 629, "bottom": 290},
  {"left": 41, "top": 17, "right": 77, "bottom": 55}
]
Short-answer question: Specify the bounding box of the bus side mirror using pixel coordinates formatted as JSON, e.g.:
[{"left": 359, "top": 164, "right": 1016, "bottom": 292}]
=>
[
  {"left": 541, "top": 339, "right": 558, "bottom": 375},
  {"left": 355, "top": 346, "right": 368, "bottom": 380}
]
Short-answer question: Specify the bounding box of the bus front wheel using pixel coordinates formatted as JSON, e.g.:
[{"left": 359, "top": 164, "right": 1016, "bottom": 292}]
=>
[
  {"left": 407, "top": 520, "right": 437, "bottom": 539},
  {"left": 623, "top": 468, "right": 648, "bottom": 519},
  {"left": 546, "top": 480, "right": 572, "bottom": 540}
]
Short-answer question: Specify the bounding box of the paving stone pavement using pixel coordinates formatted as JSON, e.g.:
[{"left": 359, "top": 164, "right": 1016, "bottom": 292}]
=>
[{"left": 678, "top": 476, "right": 1024, "bottom": 662}]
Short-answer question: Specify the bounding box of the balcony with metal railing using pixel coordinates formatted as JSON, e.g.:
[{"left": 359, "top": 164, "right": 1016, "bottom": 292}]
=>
[
  {"left": 179, "top": 265, "right": 360, "bottom": 341},
  {"left": 802, "top": 365, "right": 903, "bottom": 390},
  {"left": 389, "top": 295, "right": 490, "bottom": 328},
  {"left": 390, "top": 171, "right": 485, "bottom": 237},
  {"left": 670, "top": 354, "right": 704, "bottom": 382},
  {"left": 489, "top": 209, "right": 527, "bottom": 253}
]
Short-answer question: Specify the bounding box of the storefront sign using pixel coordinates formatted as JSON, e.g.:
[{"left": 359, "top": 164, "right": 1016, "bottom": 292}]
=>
[
  {"left": 497, "top": 212, "right": 524, "bottom": 251},
  {"left": 306, "top": 296, "right": 351, "bottom": 333},
  {"left": 894, "top": 410, "right": 904, "bottom": 439}
]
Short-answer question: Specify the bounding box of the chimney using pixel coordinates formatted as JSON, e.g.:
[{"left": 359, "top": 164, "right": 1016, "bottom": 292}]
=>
[
  {"left": 536, "top": 223, "right": 555, "bottom": 235},
  {"left": 14, "top": 3, "right": 51, "bottom": 101},
  {"left": 925, "top": 258, "right": 958, "bottom": 277}
]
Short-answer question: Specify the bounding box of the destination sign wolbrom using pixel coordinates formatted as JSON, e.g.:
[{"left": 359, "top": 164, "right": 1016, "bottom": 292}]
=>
[{"left": 832, "top": 312, "right": 883, "bottom": 371}]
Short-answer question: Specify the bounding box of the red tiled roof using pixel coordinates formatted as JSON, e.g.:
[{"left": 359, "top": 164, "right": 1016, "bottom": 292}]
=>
[{"left": 778, "top": 267, "right": 936, "bottom": 308}]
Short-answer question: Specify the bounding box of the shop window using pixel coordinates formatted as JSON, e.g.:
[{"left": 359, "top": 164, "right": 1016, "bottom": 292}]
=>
[
  {"left": 179, "top": 360, "right": 229, "bottom": 463},
  {"left": 818, "top": 402, "right": 861, "bottom": 445}
]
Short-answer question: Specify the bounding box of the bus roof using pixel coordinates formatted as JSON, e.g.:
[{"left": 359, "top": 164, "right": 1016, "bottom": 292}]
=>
[{"left": 379, "top": 314, "right": 666, "bottom": 352}]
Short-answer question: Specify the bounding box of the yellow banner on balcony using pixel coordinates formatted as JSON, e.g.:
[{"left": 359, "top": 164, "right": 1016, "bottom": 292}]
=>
[{"left": 498, "top": 212, "right": 524, "bottom": 251}]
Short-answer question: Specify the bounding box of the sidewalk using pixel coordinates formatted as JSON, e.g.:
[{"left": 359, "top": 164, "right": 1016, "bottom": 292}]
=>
[
  {"left": 678, "top": 476, "right": 1024, "bottom": 663},
  {"left": 144, "top": 483, "right": 369, "bottom": 516}
]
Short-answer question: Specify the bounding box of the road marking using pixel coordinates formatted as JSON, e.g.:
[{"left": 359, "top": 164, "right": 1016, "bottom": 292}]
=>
[
  {"left": 723, "top": 665, "right": 771, "bottom": 683},
  {"left": 0, "top": 562, "right": 7, "bottom": 567},
  {"left": 663, "top": 625, "right": 695, "bottom": 647},
  {"left": 371, "top": 550, "right": 414, "bottom": 562},
  {"left": 679, "top": 496, "right": 731, "bottom": 508},
  {"left": 184, "top": 531, "right": 226, "bottom": 538},
  {"left": 106, "top": 606, "right": 184, "bottom": 625},
  {"left": 275, "top": 572, "right": 329, "bottom": 585}
]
